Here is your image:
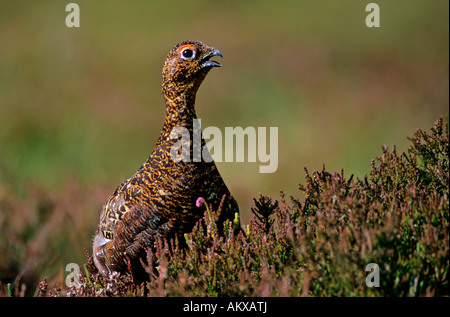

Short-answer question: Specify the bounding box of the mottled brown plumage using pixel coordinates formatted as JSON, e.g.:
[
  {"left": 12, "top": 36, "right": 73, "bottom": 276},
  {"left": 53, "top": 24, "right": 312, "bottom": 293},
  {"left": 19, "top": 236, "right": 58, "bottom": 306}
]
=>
[{"left": 93, "top": 40, "right": 239, "bottom": 276}]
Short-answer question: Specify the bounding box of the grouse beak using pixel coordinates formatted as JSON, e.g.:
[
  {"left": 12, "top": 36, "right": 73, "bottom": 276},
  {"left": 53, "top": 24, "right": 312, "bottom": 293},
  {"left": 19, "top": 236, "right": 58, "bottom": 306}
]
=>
[{"left": 201, "top": 49, "right": 223, "bottom": 69}]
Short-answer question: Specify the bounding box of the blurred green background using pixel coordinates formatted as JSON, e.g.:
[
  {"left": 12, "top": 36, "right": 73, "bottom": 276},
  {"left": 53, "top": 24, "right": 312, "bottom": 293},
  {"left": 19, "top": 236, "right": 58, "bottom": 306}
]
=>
[{"left": 0, "top": 0, "right": 448, "bottom": 292}]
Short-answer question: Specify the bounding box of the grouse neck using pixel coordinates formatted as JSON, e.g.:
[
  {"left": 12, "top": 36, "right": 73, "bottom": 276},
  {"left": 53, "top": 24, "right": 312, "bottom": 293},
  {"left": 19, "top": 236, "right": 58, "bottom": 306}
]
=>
[{"left": 163, "top": 94, "right": 197, "bottom": 128}]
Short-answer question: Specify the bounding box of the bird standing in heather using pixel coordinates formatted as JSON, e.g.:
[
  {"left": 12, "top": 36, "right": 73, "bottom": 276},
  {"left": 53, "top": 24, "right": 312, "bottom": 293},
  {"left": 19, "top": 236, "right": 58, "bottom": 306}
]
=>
[{"left": 93, "top": 40, "right": 239, "bottom": 277}]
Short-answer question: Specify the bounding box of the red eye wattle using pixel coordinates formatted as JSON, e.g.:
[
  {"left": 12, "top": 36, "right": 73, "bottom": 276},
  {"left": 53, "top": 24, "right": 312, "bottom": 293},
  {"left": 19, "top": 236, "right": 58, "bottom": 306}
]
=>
[{"left": 179, "top": 45, "right": 196, "bottom": 60}]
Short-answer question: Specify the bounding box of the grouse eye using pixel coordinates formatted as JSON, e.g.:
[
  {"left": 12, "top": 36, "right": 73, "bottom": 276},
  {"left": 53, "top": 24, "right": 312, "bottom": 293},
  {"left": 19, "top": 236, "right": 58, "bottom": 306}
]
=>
[{"left": 181, "top": 48, "right": 195, "bottom": 60}]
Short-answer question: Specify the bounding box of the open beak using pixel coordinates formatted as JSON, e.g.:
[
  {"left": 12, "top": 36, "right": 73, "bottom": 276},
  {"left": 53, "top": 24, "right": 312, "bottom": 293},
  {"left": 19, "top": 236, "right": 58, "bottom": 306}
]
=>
[{"left": 201, "top": 49, "right": 223, "bottom": 68}]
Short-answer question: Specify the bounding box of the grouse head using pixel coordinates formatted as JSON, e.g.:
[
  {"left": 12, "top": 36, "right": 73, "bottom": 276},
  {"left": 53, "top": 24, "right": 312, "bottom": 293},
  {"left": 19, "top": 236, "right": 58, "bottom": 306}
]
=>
[{"left": 162, "top": 40, "right": 223, "bottom": 102}]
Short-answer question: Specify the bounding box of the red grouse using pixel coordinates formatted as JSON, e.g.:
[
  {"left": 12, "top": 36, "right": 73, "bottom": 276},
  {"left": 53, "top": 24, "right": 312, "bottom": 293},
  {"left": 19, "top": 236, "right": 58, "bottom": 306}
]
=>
[{"left": 93, "top": 40, "right": 239, "bottom": 276}]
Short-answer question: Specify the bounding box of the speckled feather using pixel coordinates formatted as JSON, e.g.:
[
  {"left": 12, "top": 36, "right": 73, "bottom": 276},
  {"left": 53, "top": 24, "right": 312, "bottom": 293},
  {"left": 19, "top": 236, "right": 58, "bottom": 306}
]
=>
[{"left": 93, "top": 41, "right": 239, "bottom": 275}]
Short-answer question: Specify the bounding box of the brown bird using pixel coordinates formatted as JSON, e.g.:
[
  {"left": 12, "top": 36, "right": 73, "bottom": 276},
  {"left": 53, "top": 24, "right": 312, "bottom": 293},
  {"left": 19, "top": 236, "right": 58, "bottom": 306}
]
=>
[{"left": 93, "top": 40, "right": 239, "bottom": 277}]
